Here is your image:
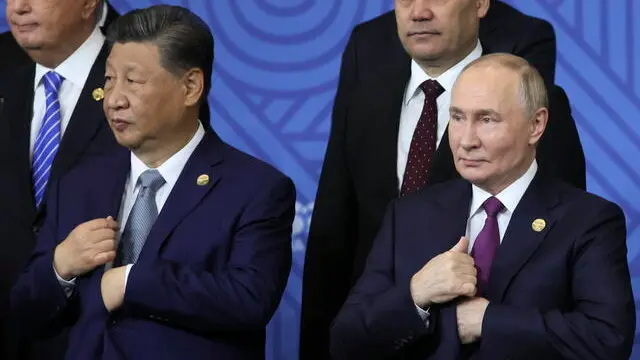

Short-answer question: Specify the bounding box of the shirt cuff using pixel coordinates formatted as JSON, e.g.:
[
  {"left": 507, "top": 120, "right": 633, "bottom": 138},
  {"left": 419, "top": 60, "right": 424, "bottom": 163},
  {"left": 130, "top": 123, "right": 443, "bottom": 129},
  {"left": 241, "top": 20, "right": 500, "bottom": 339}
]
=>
[
  {"left": 53, "top": 264, "right": 76, "bottom": 298},
  {"left": 124, "top": 264, "right": 133, "bottom": 292},
  {"left": 415, "top": 304, "right": 431, "bottom": 326}
]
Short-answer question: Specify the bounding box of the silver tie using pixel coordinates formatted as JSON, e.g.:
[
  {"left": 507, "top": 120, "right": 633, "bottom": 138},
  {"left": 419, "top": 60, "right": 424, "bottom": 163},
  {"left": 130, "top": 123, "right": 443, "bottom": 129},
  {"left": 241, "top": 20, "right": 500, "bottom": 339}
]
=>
[{"left": 115, "top": 169, "right": 165, "bottom": 266}]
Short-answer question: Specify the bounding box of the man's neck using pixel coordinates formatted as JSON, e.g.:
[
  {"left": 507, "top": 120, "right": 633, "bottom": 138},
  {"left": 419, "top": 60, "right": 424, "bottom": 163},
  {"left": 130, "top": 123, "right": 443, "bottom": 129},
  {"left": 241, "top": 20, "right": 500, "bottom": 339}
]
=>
[
  {"left": 134, "top": 120, "right": 200, "bottom": 169},
  {"left": 416, "top": 40, "right": 479, "bottom": 78},
  {"left": 481, "top": 154, "right": 537, "bottom": 196},
  {"left": 27, "top": 24, "right": 94, "bottom": 69}
]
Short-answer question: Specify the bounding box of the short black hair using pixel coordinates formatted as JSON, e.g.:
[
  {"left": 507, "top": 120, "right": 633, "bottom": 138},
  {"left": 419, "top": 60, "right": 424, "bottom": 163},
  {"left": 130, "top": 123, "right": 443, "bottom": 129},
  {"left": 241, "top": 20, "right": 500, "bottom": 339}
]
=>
[{"left": 106, "top": 5, "right": 214, "bottom": 100}]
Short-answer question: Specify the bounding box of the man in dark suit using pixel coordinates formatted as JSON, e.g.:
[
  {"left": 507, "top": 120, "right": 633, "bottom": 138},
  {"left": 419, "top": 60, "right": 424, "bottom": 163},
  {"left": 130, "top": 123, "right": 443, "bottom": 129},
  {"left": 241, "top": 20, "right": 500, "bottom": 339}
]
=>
[
  {"left": 0, "top": 0, "right": 212, "bottom": 124},
  {"left": 0, "top": 1, "right": 119, "bottom": 71},
  {"left": 330, "top": 53, "right": 634, "bottom": 360},
  {"left": 333, "top": 0, "right": 556, "bottom": 113},
  {"left": 300, "top": 0, "right": 585, "bottom": 358},
  {"left": 11, "top": 5, "right": 294, "bottom": 360},
  {"left": 0, "top": 1, "right": 120, "bottom": 359}
]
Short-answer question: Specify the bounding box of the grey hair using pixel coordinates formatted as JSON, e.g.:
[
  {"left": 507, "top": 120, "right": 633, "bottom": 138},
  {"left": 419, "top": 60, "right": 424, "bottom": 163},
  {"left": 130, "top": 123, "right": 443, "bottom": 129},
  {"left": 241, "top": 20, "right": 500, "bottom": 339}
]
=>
[
  {"left": 106, "top": 5, "right": 214, "bottom": 100},
  {"left": 460, "top": 53, "right": 548, "bottom": 119}
]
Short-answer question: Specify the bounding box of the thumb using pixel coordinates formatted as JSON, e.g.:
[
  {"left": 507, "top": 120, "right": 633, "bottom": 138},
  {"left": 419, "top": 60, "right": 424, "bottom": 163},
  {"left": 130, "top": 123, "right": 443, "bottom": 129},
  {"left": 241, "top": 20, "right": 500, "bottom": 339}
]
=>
[{"left": 451, "top": 236, "right": 469, "bottom": 253}]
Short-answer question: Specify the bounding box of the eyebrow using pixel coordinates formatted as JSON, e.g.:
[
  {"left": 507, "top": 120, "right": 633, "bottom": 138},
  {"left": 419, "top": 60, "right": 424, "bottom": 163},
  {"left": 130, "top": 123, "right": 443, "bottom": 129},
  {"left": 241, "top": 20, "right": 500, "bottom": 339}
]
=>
[{"left": 449, "top": 106, "right": 499, "bottom": 117}]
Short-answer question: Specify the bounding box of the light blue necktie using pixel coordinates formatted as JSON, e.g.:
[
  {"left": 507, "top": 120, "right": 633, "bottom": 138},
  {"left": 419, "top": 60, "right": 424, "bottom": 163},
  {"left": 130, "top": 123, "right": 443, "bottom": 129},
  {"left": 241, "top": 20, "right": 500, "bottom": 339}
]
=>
[
  {"left": 115, "top": 169, "right": 166, "bottom": 266},
  {"left": 32, "top": 71, "right": 64, "bottom": 208}
]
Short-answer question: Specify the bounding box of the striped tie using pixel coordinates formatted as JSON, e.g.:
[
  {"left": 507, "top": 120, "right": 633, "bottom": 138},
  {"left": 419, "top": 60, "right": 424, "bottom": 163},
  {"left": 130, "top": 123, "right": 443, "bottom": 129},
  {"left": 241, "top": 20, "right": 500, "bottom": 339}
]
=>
[
  {"left": 115, "top": 169, "right": 166, "bottom": 266},
  {"left": 32, "top": 71, "right": 64, "bottom": 208}
]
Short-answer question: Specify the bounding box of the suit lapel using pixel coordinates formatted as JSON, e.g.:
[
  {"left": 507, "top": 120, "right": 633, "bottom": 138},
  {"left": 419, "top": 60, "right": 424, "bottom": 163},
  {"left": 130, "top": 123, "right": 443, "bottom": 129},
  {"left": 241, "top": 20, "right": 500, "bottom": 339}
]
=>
[
  {"left": 435, "top": 180, "right": 473, "bottom": 249},
  {"left": 412, "top": 179, "right": 471, "bottom": 265},
  {"left": 104, "top": 149, "right": 131, "bottom": 219},
  {"left": 427, "top": 127, "right": 458, "bottom": 186},
  {"left": 4, "top": 65, "right": 37, "bottom": 216},
  {"left": 373, "top": 67, "right": 410, "bottom": 196},
  {"left": 488, "top": 174, "right": 560, "bottom": 301},
  {"left": 136, "top": 132, "right": 225, "bottom": 264},
  {"left": 49, "top": 44, "right": 110, "bottom": 184}
]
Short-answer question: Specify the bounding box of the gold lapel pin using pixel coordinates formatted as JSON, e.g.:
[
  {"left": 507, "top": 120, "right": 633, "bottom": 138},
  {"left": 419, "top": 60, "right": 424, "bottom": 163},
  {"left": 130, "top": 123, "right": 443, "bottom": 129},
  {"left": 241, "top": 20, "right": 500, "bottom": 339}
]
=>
[
  {"left": 531, "top": 218, "right": 546, "bottom": 232},
  {"left": 196, "top": 174, "right": 209, "bottom": 186},
  {"left": 92, "top": 87, "right": 104, "bottom": 101}
]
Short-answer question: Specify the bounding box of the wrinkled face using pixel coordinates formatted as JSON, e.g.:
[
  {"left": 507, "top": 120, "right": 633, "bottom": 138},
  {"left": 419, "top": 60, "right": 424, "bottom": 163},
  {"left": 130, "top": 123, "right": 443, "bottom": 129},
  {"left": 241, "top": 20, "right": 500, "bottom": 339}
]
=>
[
  {"left": 448, "top": 66, "right": 546, "bottom": 193},
  {"left": 103, "top": 42, "right": 188, "bottom": 152},
  {"left": 394, "top": 0, "right": 488, "bottom": 65},
  {"left": 6, "top": 0, "right": 96, "bottom": 51}
]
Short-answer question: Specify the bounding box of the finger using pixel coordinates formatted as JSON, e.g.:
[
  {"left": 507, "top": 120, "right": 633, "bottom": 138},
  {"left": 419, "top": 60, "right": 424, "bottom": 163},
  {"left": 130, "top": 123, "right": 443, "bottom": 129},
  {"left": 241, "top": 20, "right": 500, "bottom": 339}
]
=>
[
  {"left": 94, "top": 239, "right": 116, "bottom": 253},
  {"left": 450, "top": 236, "right": 469, "bottom": 253},
  {"left": 459, "top": 281, "right": 477, "bottom": 297},
  {"left": 89, "top": 228, "right": 117, "bottom": 244},
  {"left": 455, "top": 264, "right": 478, "bottom": 277},
  {"left": 94, "top": 251, "right": 116, "bottom": 265},
  {"left": 105, "top": 216, "right": 120, "bottom": 230}
]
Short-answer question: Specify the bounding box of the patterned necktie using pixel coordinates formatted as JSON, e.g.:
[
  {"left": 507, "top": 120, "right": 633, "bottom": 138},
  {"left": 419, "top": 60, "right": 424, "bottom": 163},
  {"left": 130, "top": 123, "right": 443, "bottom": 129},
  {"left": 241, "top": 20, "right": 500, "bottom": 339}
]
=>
[
  {"left": 32, "top": 71, "right": 64, "bottom": 208},
  {"left": 115, "top": 169, "right": 166, "bottom": 266},
  {"left": 400, "top": 79, "right": 444, "bottom": 196},
  {"left": 471, "top": 196, "right": 504, "bottom": 296}
]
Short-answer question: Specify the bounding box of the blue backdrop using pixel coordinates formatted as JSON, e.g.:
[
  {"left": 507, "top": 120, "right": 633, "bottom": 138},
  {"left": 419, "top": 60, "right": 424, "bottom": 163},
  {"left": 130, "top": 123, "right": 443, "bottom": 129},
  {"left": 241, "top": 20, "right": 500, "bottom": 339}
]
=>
[{"left": 1, "top": 1, "right": 638, "bottom": 359}]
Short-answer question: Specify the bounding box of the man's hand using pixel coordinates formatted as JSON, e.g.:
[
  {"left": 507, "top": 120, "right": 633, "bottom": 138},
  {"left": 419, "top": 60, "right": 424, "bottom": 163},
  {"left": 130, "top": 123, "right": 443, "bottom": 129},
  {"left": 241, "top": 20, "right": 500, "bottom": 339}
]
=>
[
  {"left": 101, "top": 266, "right": 127, "bottom": 312},
  {"left": 410, "top": 236, "right": 477, "bottom": 308},
  {"left": 456, "top": 297, "right": 489, "bottom": 344},
  {"left": 53, "top": 216, "right": 119, "bottom": 280}
]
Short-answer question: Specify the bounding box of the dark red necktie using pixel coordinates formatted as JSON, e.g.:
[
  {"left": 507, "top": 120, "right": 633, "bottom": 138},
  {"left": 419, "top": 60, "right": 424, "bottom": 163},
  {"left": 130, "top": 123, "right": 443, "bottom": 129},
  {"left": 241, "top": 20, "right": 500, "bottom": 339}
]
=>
[{"left": 400, "top": 80, "right": 444, "bottom": 196}]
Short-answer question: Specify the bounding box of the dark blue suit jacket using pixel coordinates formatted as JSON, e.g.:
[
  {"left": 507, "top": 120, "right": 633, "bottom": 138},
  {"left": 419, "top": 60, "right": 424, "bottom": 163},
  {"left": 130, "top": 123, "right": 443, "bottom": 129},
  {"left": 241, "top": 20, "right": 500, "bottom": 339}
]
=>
[
  {"left": 331, "top": 174, "right": 634, "bottom": 360},
  {"left": 11, "top": 131, "right": 295, "bottom": 360}
]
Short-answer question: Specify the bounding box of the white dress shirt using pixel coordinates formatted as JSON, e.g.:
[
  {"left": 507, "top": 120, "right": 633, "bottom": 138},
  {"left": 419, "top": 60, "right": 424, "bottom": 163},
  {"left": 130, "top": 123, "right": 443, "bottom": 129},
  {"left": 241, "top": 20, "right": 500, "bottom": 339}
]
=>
[
  {"left": 56, "top": 122, "right": 206, "bottom": 295},
  {"left": 466, "top": 160, "right": 538, "bottom": 251},
  {"left": 397, "top": 41, "right": 482, "bottom": 188},
  {"left": 30, "top": 27, "right": 105, "bottom": 159}
]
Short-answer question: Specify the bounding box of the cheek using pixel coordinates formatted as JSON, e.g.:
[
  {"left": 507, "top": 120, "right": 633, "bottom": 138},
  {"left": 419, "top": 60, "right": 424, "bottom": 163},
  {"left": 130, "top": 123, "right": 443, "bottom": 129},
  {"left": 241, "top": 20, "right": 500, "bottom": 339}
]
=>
[{"left": 479, "top": 130, "right": 516, "bottom": 160}]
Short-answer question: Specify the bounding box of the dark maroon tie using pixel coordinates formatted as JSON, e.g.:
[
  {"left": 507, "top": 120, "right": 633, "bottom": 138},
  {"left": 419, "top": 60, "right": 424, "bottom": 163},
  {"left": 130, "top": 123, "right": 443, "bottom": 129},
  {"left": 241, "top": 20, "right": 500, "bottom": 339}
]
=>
[
  {"left": 471, "top": 196, "right": 504, "bottom": 296},
  {"left": 400, "top": 80, "right": 444, "bottom": 196}
]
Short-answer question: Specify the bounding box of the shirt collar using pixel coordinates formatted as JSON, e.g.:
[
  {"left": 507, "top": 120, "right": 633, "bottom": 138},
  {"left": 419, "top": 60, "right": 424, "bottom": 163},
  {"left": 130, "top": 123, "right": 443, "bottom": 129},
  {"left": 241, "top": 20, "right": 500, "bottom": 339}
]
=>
[
  {"left": 34, "top": 27, "right": 105, "bottom": 90},
  {"left": 469, "top": 159, "right": 538, "bottom": 217},
  {"left": 404, "top": 40, "right": 483, "bottom": 106},
  {"left": 98, "top": 1, "right": 108, "bottom": 28},
  {"left": 129, "top": 121, "right": 206, "bottom": 190}
]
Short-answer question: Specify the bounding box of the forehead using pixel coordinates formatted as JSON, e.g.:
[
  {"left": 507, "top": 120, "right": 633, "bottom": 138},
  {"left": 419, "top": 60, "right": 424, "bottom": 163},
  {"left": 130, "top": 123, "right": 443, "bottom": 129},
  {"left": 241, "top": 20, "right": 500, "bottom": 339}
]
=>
[
  {"left": 107, "top": 42, "right": 163, "bottom": 71},
  {"left": 451, "top": 66, "right": 520, "bottom": 109}
]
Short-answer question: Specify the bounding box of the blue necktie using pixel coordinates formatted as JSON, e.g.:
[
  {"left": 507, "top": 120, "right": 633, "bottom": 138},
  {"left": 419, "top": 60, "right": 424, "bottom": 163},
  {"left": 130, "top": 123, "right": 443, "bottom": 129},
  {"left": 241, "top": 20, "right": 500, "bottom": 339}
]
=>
[
  {"left": 32, "top": 71, "right": 64, "bottom": 208},
  {"left": 115, "top": 169, "right": 166, "bottom": 266}
]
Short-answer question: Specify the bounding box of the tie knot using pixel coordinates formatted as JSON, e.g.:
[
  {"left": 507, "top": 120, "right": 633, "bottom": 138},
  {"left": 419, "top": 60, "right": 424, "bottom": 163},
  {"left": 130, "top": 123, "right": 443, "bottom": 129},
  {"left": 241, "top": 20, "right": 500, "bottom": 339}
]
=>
[
  {"left": 43, "top": 71, "right": 64, "bottom": 93},
  {"left": 419, "top": 79, "right": 444, "bottom": 100},
  {"left": 482, "top": 196, "right": 504, "bottom": 218},
  {"left": 138, "top": 169, "right": 165, "bottom": 192}
]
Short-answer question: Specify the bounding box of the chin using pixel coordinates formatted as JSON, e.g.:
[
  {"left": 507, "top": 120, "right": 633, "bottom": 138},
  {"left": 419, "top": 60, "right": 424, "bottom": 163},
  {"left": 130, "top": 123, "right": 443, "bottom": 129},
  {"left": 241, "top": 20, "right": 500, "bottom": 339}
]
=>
[
  {"left": 113, "top": 134, "right": 138, "bottom": 150},
  {"left": 457, "top": 168, "right": 489, "bottom": 185}
]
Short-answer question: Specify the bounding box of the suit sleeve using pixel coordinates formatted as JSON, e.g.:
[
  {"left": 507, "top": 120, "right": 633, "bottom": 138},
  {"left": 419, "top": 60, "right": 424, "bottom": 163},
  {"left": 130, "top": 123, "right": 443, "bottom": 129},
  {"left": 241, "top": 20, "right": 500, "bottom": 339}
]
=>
[
  {"left": 123, "top": 175, "right": 295, "bottom": 333},
  {"left": 329, "top": 203, "right": 437, "bottom": 360},
  {"left": 536, "top": 86, "right": 586, "bottom": 190},
  {"left": 480, "top": 202, "right": 635, "bottom": 360},
  {"left": 299, "top": 26, "right": 361, "bottom": 359},
  {"left": 10, "top": 180, "right": 76, "bottom": 338},
  {"left": 514, "top": 17, "right": 557, "bottom": 86}
]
